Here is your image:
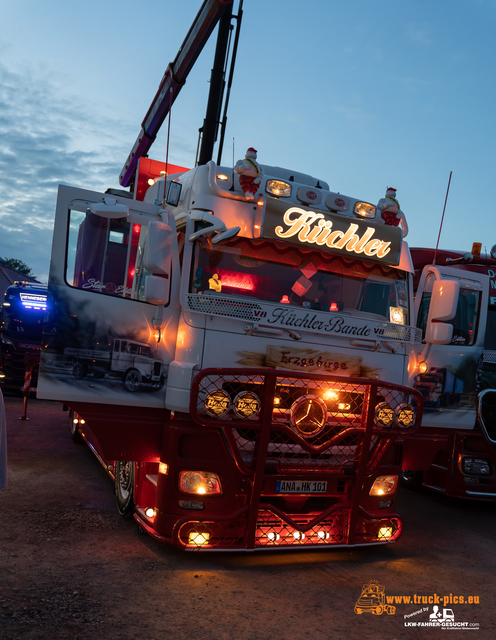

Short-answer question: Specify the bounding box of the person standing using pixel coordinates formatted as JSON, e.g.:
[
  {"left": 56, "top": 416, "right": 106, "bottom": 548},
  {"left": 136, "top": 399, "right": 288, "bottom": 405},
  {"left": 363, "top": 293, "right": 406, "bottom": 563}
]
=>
[{"left": 0, "top": 389, "right": 6, "bottom": 489}]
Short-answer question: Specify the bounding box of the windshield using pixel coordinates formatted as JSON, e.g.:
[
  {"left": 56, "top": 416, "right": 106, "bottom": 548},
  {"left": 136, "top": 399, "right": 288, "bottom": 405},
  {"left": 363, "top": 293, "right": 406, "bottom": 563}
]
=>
[{"left": 190, "top": 237, "right": 409, "bottom": 324}]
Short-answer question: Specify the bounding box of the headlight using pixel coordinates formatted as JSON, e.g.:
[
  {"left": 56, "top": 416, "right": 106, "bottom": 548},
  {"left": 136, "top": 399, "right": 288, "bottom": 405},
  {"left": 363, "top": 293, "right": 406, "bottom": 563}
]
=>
[
  {"left": 204, "top": 390, "right": 231, "bottom": 417},
  {"left": 374, "top": 402, "right": 395, "bottom": 428},
  {"left": 234, "top": 391, "right": 260, "bottom": 419},
  {"left": 354, "top": 202, "right": 376, "bottom": 218},
  {"left": 179, "top": 471, "right": 222, "bottom": 495},
  {"left": 396, "top": 403, "right": 416, "bottom": 429},
  {"left": 369, "top": 475, "right": 398, "bottom": 496},
  {"left": 462, "top": 458, "right": 491, "bottom": 475},
  {"left": 266, "top": 179, "right": 292, "bottom": 197}
]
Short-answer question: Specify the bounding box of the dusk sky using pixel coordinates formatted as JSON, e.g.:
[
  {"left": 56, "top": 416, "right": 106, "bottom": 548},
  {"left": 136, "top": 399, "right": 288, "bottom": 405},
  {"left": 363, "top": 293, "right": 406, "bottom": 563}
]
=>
[{"left": 1, "top": 0, "right": 495, "bottom": 282}]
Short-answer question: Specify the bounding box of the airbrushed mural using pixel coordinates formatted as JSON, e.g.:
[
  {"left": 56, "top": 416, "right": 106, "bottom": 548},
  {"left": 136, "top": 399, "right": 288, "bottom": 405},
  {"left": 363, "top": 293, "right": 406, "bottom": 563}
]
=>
[{"left": 40, "top": 283, "right": 170, "bottom": 404}]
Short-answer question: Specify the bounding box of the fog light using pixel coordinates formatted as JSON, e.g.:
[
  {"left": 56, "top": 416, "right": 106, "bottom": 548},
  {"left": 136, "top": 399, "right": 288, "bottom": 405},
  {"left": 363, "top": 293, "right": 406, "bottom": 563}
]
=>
[
  {"left": 159, "top": 462, "right": 169, "bottom": 475},
  {"left": 266, "top": 179, "right": 291, "bottom": 197},
  {"left": 233, "top": 391, "right": 260, "bottom": 419},
  {"left": 463, "top": 457, "right": 491, "bottom": 475},
  {"left": 293, "top": 531, "right": 305, "bottom": 541},
  {"left": 377, "top": 526, "right": 393, "bottom": 540},
  {"left": 268, "top": 532, "right": 280, "bottom": 542},
  {"left": 73, "top": 418, "right": 78, "bottom": 424},
  {"left": 178, "top": 500, "right": 204, "bottom": 510},
  {"left": 369, "top": 476, "right": 398, "bottom": 496},
  {"left": 354, "top": 202, "right": 376, "bottom": 218},
  {"left": 375, "top": 402, "right": 395, "bottom": 428},
  {"left": 377, "top": 500, "right": 393, "bottom": 509},
  {"left": 179, "top": 470, "right": 222, "bottom": 495},
  {"left": 338, "top": 402, "right": 350, "bottom": 411},
  {"left": 323, "top": 389, "right": 339, "bottom": 401},
  {"left": 217, "top": 174, "right": 229, "bottom": 181},
  {"left": 145, "top": 508, "right": 155, "bottom": 518},
  {"left": 318, "top": 531, "right": 330, "bottom": 540},
  {"left": 189, "top": 531, "right": 210, "bottom": 546},
  {"left": 396, "top": 403, "right": 415, "bottom": 429},
  {"left": 204, "top": 390, "right": 231, "bottom": 417}
]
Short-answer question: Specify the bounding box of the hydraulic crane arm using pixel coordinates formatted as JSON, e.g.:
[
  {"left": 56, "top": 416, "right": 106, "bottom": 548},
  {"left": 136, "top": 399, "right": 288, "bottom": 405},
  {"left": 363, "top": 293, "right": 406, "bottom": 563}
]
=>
[{"left": 119, "top": 0, "right": 233, "bottom": 188}]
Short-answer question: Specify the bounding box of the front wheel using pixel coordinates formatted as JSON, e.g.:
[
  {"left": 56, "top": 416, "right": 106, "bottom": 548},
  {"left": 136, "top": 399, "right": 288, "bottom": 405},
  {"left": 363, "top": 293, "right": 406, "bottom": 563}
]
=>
[
  {"left": 400, "top": 470, "right": 423, "bottom": 490},
  {"left": 115, "top": 460, "right": 135, "bottom": 518},
  {"left": 124, "top": 368, "right": 142, "bottom": 392}
]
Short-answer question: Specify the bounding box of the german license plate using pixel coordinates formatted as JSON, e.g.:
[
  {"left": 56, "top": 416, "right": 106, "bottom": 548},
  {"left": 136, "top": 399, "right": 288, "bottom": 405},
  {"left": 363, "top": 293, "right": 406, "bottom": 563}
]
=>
[{"left": 275, "top": 480, "right": 327, "bottom": 493}]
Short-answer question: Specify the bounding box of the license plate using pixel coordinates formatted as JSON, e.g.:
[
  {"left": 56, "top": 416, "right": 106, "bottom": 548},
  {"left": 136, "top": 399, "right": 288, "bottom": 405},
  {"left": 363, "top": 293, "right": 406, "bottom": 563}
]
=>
[{"left": 275, "top": 480, "right": 327, "bottom": 493}]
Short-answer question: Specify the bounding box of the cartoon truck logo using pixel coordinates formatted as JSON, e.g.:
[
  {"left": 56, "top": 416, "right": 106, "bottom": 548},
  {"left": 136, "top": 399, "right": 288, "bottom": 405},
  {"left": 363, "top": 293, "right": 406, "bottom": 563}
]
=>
[{"left": 354, "top": 581, "right": 396, "bottom": 615}]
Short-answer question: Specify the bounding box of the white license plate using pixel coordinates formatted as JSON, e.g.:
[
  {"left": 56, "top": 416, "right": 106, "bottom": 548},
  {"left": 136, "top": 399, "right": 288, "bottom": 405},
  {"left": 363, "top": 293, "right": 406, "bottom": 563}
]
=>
[{"left": 275, "top": 480, "right": 327, "bottom": 493}]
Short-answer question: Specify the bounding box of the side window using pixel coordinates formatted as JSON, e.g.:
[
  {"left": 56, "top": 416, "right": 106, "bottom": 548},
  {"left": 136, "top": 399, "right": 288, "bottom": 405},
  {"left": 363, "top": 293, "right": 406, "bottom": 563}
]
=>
[
  {"left": 417, "top": 289, "right": 480, "bottom": 345},
  {"left": 66, "top": 210, "right": 145, "bottom": 299}
]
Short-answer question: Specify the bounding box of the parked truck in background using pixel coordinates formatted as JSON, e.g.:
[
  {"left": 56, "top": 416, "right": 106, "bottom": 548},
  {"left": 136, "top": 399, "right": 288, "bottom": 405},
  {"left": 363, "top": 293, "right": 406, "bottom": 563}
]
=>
[
  {"left": 0, "top": 282, "right": 48, "bottom": 393},
  {"left": 402, "top": 246, "right": 496, "bottom": 499}
]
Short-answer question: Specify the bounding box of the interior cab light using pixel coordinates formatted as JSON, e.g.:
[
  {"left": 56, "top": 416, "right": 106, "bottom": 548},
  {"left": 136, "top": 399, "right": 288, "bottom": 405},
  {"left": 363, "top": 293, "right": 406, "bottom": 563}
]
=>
[
  {"left": 369, "top": 475, "right": 398, "bottom": 497},
  {"left": 354, "top": 202, "right": 376, "bottom": 218},
  {"left": 266, "top": 179, "right": 292, "bottom": 197}
]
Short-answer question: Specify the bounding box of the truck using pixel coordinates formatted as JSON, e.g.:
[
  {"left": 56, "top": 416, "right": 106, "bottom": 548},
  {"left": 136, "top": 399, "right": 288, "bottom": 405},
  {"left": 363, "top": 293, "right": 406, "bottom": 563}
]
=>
[
  {"left": 401, "top": 246, "right": 496, "bottom": 499},
  {"left": 36, "top": 150, "right": 443, "bottom": 551},
  {"left": 0, "top": 282, "right": 48, "bottom": 393},
  {"left": 35, "top": 0, "right": 478, "bottom": 550}
]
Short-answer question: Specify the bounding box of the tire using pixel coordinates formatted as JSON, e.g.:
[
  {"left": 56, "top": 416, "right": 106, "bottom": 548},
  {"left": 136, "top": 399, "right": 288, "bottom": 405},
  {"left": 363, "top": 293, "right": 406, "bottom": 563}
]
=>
[
  {"left": 69, "top": 409, "right": 84, "bottom": 444},
  {"left": 73, "top": 362, "right": 87, "bottom": 378},
  {"left": 115, "top": 460, "right": 135, "bottom": 518},
  {"left": 124, "top": 368, "right": 142, "bottom": 392},
  {"left": 400, "top": 469, "right": 423, "bottom": 490}
]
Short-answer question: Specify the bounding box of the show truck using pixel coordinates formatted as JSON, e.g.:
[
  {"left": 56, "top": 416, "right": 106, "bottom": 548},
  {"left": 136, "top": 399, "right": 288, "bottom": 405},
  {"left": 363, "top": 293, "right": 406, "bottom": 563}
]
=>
[
  {"left": 36, "top": 149, "right": 469, "bottom": 551},
  {"left": 0, "top": 282, "right": 48, "bottom": 393},
  {"left": 401, "top": 246, "right": 496, "bottom": 499}
]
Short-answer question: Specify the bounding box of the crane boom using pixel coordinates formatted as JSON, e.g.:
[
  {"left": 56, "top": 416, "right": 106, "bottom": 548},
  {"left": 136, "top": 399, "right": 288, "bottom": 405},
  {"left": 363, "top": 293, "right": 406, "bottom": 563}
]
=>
[{"left": 119, "top": 0, "right": 233, "bottom": 188}]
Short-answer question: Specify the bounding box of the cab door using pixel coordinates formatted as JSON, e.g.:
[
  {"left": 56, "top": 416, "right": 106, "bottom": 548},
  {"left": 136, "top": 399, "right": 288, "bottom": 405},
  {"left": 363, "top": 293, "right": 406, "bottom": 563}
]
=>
[
  {"left": 38, "top": 185, "right": 180, "bottom": 411},
  {"left": 411, "top": 265, "right": 488, "bottom": 431}
]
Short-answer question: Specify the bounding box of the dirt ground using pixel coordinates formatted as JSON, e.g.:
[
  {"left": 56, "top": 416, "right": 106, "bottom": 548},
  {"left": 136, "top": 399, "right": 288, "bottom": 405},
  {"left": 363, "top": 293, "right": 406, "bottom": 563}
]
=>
[{"left": 0, "top": 395, "right": 495, "bottom": 640}]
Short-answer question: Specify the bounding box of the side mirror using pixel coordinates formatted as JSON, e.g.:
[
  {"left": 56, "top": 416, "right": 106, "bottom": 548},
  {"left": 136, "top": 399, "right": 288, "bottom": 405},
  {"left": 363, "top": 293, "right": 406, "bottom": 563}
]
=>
[
  {"left": 144, "top": 221, "right": 172, "bottom": 277},
  {"left": 145, "top": 275, "right": 169, "bottom": 305},
  {"left": 425, "top": 279, "right": 459, "bottom": 345},
  {"left": 429, "top": 279, "right": 459, "bottom": 321}
]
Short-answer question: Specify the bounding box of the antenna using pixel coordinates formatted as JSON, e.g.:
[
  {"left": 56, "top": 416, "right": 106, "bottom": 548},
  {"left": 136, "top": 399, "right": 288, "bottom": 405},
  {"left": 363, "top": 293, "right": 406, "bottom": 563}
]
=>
[{"left": 433, "top": 171, "right": 452, "bottom": 266}]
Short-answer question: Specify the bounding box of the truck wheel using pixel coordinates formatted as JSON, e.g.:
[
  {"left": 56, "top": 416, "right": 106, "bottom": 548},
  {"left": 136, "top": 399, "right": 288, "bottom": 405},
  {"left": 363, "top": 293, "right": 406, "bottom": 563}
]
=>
[
  {"left": 73, "top": 362, "right": 87, "bottom": 378},
  {"left": 124, "top": 369, "right": 142, "bottom": 392},
  {"left": 115, "top": 460, "right": 135, "bottom": 518},
  {"left": 69, "top": 409, "right": 84, "bottom": 444},
  {"left": 400, "top": 470, "right": 423, "bottom": 490}
]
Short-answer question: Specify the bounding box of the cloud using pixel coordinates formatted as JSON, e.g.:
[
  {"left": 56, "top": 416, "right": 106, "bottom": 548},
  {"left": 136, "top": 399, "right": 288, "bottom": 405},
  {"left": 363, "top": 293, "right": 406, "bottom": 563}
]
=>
[{"left": 0, "top": 63, "right": 129, "bottom": 282}]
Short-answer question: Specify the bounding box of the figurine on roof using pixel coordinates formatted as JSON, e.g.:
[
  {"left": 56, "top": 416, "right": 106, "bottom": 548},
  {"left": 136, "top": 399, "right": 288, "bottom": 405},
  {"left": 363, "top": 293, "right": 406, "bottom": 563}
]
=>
[
  {"left": 377, "top": 187, "right": 409, "bottom": 238},
  {"left": 234, "top": 147, "right": 264, "bottom": 200}
]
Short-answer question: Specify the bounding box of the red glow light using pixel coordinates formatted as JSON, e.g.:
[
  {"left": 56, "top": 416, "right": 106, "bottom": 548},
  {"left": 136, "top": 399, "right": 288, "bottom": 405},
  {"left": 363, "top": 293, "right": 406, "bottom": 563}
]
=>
[
  {"left": 330, "top": 302, "right": 339, "bottom": 311},
  {"left": 280, "top": 295, "right": 290, "bottom": 304}
]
